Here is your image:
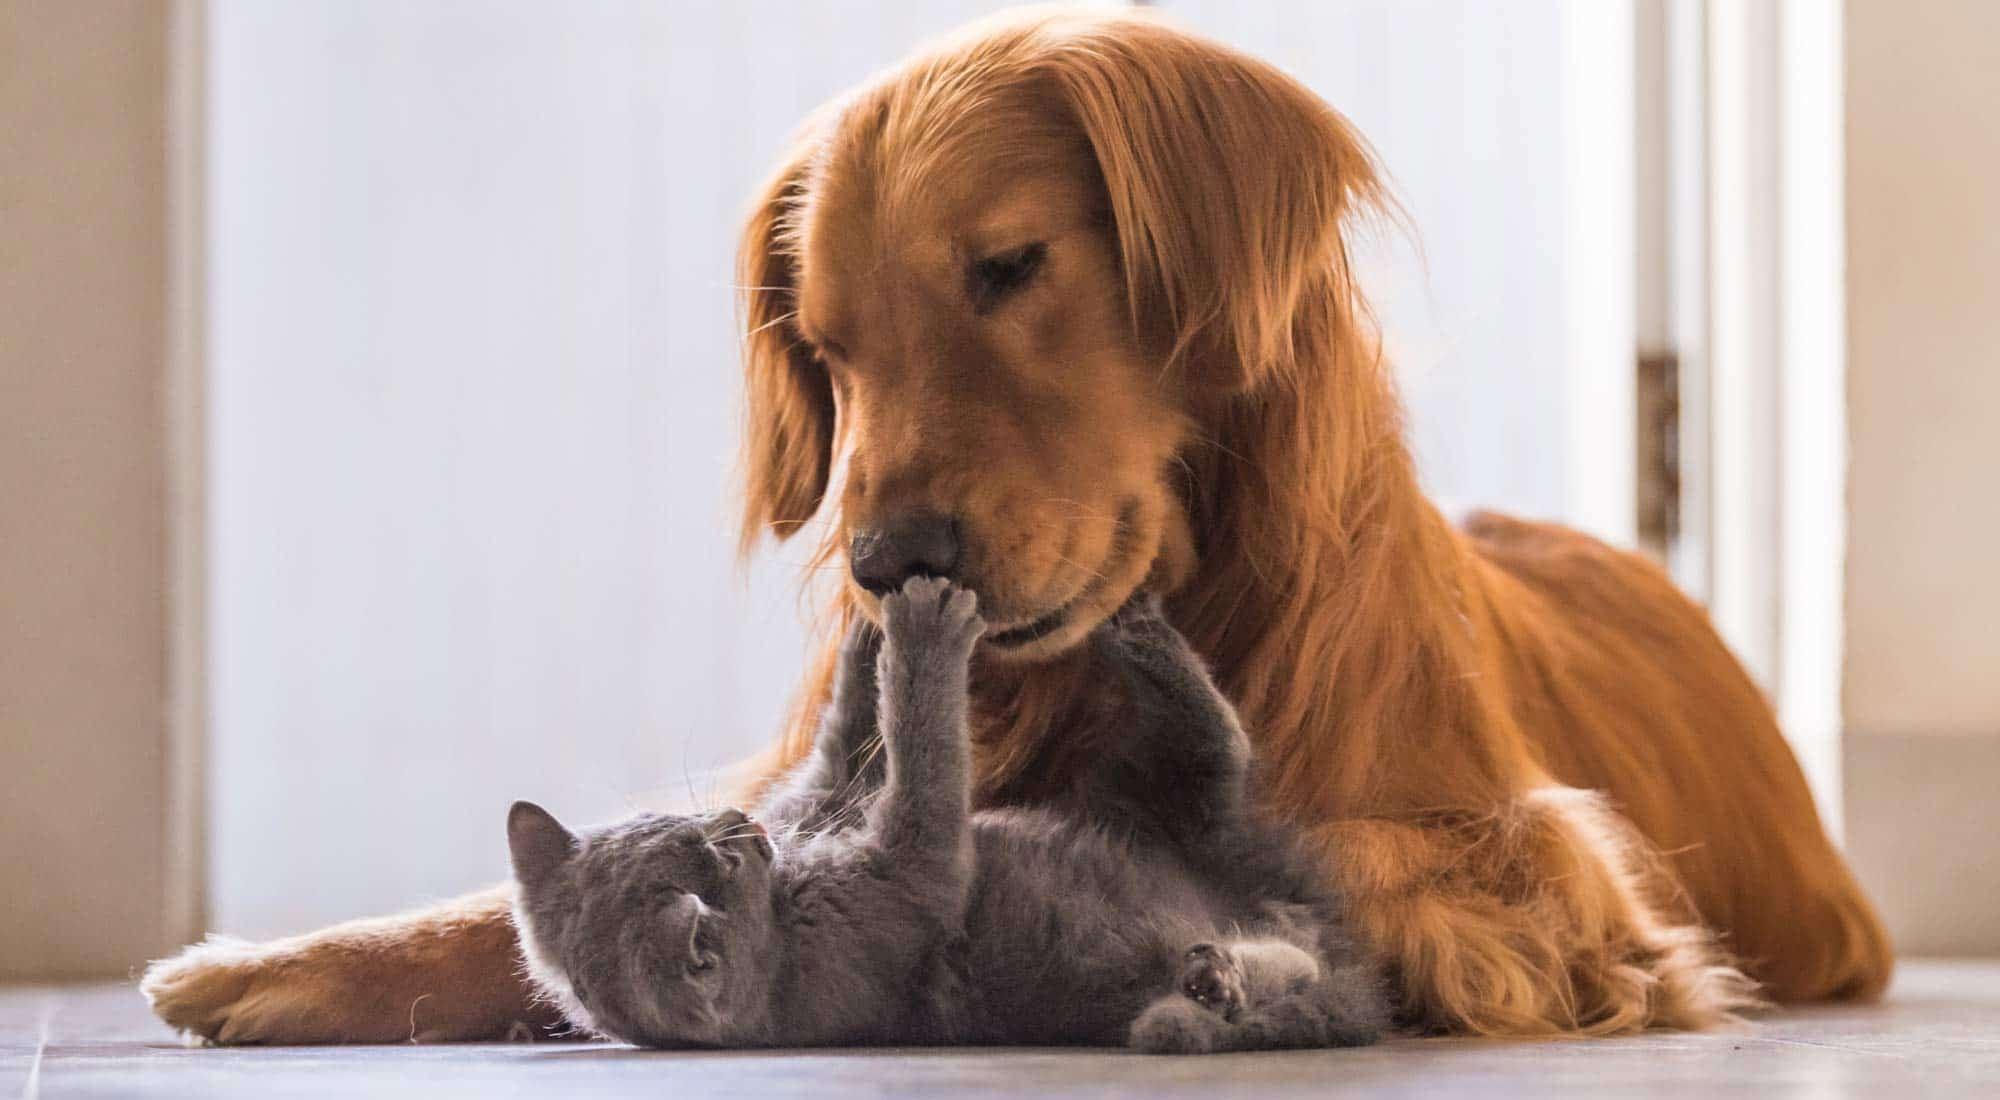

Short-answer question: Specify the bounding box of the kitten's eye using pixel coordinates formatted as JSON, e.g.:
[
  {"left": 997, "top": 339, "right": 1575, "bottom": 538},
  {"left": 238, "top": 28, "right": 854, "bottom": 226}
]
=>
[
  {"left": 688, "top": 953, "right": 718, "bottom": 976},
  {"left": 967, "top": 242, "right": 1047, "bottom": 313}
]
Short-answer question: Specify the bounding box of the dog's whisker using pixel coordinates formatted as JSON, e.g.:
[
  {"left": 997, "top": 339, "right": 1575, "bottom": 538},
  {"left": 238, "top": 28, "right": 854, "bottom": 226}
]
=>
[
  {"left": 1048, "top": 550, "right": 1110, "bottom": 586},
  {"left": 747, "top": 309, "right": 801, "bottom": 338},
  {"left": 1180, "top": 429, "right": 1255, "bottom": 470},
  {"left": 1032, "top": 497, "right": 1123, "bottom": 523}
]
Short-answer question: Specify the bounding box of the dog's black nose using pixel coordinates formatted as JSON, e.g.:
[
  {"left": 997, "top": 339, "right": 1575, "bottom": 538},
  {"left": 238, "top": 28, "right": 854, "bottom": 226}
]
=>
[{"left": 850, "top": 512, "right": 959, "bottom": 593}]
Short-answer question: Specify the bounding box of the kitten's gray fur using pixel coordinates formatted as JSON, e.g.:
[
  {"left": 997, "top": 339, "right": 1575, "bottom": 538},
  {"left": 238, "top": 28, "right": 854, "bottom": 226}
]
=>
[{"left": 508, "top": 576, "right": 1388, "bottom": 1053}]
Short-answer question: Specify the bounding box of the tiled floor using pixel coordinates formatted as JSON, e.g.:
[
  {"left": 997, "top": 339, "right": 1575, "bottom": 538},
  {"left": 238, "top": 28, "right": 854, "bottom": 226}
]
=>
[{"left": 3, "top": 960, "right": 1996, "bottom": 1098}]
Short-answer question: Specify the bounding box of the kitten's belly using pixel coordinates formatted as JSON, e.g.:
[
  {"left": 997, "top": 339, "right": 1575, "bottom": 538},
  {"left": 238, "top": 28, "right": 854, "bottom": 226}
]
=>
[{"left": 953, "top": 809, "right": 1219, "bottom": 1045}]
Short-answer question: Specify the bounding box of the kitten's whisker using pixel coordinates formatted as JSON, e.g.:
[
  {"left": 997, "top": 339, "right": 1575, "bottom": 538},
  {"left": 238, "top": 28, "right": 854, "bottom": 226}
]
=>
[
  {"left": 824, "top": 736, "right": 887, "bottom": 810},
  {"left": 680, "top": 745, "right": 705, "bottom": 815}
]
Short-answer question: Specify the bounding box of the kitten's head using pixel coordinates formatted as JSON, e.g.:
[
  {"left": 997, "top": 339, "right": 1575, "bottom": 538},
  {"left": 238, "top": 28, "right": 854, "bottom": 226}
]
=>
[{"left": 506, "top": 800, "right": 778, "bottom": 1046}]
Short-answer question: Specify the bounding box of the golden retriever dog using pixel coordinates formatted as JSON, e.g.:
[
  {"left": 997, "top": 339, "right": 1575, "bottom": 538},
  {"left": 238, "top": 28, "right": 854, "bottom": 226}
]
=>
[{"left": 144, "top": 9, "right": 1890, "bottom": 1041}]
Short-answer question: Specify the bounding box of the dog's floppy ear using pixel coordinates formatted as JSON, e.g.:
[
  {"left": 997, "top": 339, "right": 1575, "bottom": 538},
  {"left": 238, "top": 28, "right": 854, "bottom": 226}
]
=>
[
  {"left": 1043, "top": 16, "right": 1386, "bottom": 392},
  {"left": 737, "top": 134, "right": 834, "bottom": 555}
]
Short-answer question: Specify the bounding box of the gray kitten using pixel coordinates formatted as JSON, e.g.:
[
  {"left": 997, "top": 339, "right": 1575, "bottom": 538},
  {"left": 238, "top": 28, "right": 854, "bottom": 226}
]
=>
[{"left": 507, "top": 576, "right": 1387, "bottom": 1053}]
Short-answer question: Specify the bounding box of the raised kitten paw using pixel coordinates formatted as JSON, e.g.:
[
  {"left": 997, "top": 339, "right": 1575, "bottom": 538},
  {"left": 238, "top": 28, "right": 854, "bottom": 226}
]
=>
[
  {"left": 830, "top": 614, "right": 886, "bottom": 706},
  {"left": 1178, "top": 942, "right": 1245, "bottom": 1021},
  {"left": 1090, "top": 593, "right": 1217, "bottom": 708},
  {"left": 1106, "top": 589, "right": 1169, "bottom": 633},
  {"left": 837, "top": 614, "right": 885, "bottom": 668},
  {"left": 1092, "top": 591, "right": 1191, "bottom": 657},
  {"left": 879, "top": 575, "right": 984, "bottom": 655}
]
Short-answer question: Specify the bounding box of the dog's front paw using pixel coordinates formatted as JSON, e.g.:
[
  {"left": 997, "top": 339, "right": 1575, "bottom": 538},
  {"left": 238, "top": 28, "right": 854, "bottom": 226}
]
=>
[
  {"left": 141, "top": 904, "right": 561, "bottom": 1045},
  {"left": 141, "top": 937, "right": 261, "bottom": 1044},
  {"left": 879, "top": 575, "right": 984, "bottom": 656},
  {"left": 139, "top": 936, "right": 423, "bottom": 1045}
]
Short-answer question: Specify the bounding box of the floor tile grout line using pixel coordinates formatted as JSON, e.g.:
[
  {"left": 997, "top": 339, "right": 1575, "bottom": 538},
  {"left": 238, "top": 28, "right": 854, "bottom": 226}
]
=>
[
  {"left": 1748, "top": 1034, "right": 1914, "bottom": 1061},
  {"left": 19, "top": 993, "right": 53, "bottom": 1100}
]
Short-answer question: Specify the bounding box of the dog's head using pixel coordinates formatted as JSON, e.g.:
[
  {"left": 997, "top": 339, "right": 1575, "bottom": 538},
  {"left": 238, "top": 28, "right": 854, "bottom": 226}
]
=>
[{"left": 739, "top": 10, "right": 1384, "bottom": 660}]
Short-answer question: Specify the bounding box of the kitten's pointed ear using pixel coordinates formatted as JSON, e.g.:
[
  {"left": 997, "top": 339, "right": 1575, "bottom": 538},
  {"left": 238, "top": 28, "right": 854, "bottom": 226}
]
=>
[{"left": 507, "top": 800, "right": 577, "bottom": 888}]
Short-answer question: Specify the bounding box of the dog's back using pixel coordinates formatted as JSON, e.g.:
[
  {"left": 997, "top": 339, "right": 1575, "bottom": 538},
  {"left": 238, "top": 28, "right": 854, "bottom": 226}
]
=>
[{"left": 1463, "top": 510, "right": 1893, "bottom": 1002}]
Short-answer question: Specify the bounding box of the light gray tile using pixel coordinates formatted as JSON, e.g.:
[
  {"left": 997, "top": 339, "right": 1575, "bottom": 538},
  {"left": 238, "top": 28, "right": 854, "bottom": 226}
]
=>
[{"left": 5, "top": 962, "right": 1998, "bottom": 1099}]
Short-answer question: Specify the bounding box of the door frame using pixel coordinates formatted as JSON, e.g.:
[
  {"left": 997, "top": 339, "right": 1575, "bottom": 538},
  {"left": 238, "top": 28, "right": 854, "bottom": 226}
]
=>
[{"left": 1637, "top": 0, "right": 1847, "bottom": 835}]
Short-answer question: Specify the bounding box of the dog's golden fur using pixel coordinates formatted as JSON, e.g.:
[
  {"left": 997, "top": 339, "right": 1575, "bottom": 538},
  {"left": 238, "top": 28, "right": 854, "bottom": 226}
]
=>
[{"left": 143, "top": 10, "right": 1889, "bottom": 1042}]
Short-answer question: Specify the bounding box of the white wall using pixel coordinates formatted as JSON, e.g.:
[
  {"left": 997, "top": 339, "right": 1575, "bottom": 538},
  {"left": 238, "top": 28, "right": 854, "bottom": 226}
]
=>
[
  {"left": 207, "top": 0, "right": 1016, "bottom": 938},
  {"left": 1841, "top": 0, "right": 2000, "bottom": 954},
  {"left": 1164, "top": 0, "right": 1631, "bottom": 538},
  {"left": 1842, "top": 0, "right": 2000, "bottom": 741}
]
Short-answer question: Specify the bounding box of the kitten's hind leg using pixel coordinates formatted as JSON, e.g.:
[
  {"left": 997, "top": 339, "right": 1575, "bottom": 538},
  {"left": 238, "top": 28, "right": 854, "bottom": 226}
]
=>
[
  {"left": 1176, "top": 940, "right": 1320, "bottom": 1021},
  {"left": 1218, "top": 967, "right": 1387, "bottom": 1052},
  {"left": 1131, "top": 941, "right": 1385, "bottom": 1054}
]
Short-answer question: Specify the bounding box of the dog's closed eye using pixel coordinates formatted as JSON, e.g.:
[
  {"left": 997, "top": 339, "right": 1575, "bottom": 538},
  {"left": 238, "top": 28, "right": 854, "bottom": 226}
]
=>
[
  {"left": 801, "top": 328, "right": 847, "bottom": 365},
  {"left": 968, "top": 242, "right": 1047, "bottom": 313}
]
